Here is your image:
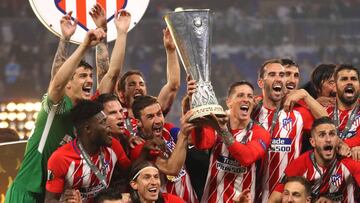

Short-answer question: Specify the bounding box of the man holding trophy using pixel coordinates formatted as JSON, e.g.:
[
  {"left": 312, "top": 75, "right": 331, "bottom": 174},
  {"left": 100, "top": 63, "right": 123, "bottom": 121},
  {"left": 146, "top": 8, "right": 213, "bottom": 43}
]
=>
[{"left": 166, "top": 9, "right": 265, "bottom": 203}]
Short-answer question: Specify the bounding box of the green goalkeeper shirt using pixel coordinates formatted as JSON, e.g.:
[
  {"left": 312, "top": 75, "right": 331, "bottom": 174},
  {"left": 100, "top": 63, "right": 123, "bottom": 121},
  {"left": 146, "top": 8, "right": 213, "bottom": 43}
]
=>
[{"left": 13, "top": 94, "right": 75, "bottom": 194}]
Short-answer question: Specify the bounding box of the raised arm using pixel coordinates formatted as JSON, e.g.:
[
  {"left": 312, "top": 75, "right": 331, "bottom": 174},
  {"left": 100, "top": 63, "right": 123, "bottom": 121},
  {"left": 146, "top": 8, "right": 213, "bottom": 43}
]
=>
[
  {"left": 283, "top": 89, "right": 328, "bottom": 119},
  {"left": 155, "top": 110, "right": 194, "bottom": 175},
  {"left": 48, "top": 29, "right": 106, "bottom": 104},
  {"left": 157, "top": 28, "right": 181, "bottom": 115},
  {"left": 51, "top": 12, "right": 77, "bottom": 80},
  {"left": 98, "top": 10, "right": 130, "bottom": 94},
  {"left": 89, "top": 3, "right": 110, "bottom": 85}
]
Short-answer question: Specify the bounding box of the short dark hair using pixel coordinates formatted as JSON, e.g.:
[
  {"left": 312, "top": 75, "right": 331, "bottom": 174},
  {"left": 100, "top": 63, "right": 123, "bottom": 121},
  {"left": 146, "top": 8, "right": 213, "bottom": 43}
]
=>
[
  {"left": 284, "top": 176, "right": 312, "bottom": 197},
  {"left": 334, "top": 64, "right": 359, "bottom": 81},
  {"left": 94, "top": 188, "right": 123, "bottom": 203},
  {"left": 78, "top": 60, "right": 93, "bottom": 70},
  {"left": 132, "top": 95, "right": 159, "bottom": 120},
  {"left": 227, "top": 81, "right": 254, "bottom": 97},
  {"left": 258, "top": 58, "right": 283, "bottom": 79},
  {"left": 96, "top": 93, "right": 120, "bottom": 104},
  {"left": 70, "top": 100, "right": 103, "bottom": 127},
  {"left": 310, "top": 116, "right": 334, "bottom": 136},
  {"left": 281, "top": 58, "right": 299, "bottom": 69},
  {"left": 118, "top": 70, "right": 144, "bottom": 92},
  {"left": 311, "top": 64, "right": 336, "bottom": 92}
]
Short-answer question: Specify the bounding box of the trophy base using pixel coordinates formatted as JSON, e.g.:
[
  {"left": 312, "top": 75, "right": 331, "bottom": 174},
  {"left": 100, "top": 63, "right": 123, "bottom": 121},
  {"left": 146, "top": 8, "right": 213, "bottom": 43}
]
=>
[{"left": 190, "top": 104, "right": 225, "bottom": 121}]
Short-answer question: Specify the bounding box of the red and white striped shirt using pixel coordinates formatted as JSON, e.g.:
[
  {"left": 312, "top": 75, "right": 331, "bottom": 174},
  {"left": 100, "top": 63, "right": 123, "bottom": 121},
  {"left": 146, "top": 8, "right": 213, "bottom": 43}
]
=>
[
  {"left": 201, "top": 124, "right": 270, "bottom": 203},
  {"left": 252, "top": 105, "right": 313, "bottom": 202},
  {"left": 327, "top": 101, "right": 360, "bottom": 147},
  {"left": 274, "top": 150, "right": 360, "bottom": 202},
  {"left": 161, "top": 123, "right": 199, "bottom": 203},
  {"left": 46, "top": 138, "right": 130, "bottom": 203}
]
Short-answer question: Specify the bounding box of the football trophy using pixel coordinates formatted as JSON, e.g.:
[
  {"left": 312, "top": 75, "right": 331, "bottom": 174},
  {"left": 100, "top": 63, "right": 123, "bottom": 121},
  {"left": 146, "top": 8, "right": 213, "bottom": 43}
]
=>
[{"left": 165, "top": 9, "right": 225, "bottom": 121}]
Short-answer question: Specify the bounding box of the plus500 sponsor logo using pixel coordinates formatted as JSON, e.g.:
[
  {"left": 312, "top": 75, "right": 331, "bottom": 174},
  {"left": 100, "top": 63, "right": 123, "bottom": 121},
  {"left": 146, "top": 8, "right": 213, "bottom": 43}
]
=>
[{"left": 270, "top": 138, "right": 291, "bottom": 152}]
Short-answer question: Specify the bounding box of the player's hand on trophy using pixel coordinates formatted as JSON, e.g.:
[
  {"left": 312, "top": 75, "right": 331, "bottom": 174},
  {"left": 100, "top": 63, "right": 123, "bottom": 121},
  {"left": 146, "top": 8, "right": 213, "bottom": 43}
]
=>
[
  {"left": 180, "top": 110, "right": 196, "bottom": 137},
  {"left": 186, "top": 75, "right": 197, "bottom": 99},
  {"left": 60, "top": 189, "right": 82, "bottom": 203},
  {"left": 114, "top": 10, "right": 131, "bottom": 35},
  {"left": 196, "top": 113, "right": 229, "bottom": 133},
  {"left": 60, "top": 11, "right": 78, "bottom": 40},
  {"left": 316, "top": 96, "right": 335, "bottom": 107},
  {"left": 163, "top": 27, "right": 176, "bottom": 52},
  {"left": 89, "top": 3, "right": 107, "bottom": 31},
  {"left": 283, "top": 89, "right": 308, "bottom": 112},
  {"left": 82, "top": 28, "right": 106, "bottom": 48}
]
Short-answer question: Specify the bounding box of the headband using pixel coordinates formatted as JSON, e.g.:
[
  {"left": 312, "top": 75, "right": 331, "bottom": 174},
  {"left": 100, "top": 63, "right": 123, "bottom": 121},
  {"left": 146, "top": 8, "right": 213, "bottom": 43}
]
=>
[{"left": 132, "top": 166, "right": 158, "bottom": 181}]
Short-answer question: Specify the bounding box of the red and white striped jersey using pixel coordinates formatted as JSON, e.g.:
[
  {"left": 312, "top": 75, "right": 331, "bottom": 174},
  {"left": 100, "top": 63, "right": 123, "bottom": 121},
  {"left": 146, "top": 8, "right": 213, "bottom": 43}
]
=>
[
  {"left": 252, "top": 105, "right": 313, "bottom": 202},
  {"left": 161, "top": 123, "right": 199, "bottom": 203},
  {"left": 201, "top": 124, "right": 270, "bottom": 203},
  {"left": 327, "top": 101, "right": 360, "bottom": 147},
  {"left": 274, "top": 150, "right": 360, "bottom": 202},
  {"left": 55, "top": 0, "right": 126, "bottom": 28},
  {"left": 46, "top": 138, "right": 131, "bottom": 203}
]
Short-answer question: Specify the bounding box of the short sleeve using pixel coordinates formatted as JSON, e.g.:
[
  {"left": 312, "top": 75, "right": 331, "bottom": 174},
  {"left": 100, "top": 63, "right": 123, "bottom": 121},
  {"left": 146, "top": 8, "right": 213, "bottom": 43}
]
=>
[{"left": 46, "top": 151, "right": 66, "bottom": 193}]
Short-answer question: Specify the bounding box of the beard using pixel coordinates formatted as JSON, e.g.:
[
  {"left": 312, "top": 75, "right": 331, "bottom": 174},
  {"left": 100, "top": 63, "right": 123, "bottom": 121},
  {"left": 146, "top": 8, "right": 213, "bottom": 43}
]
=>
[{"left": 338, "top": 91, "right": 360, "bottom": 106}]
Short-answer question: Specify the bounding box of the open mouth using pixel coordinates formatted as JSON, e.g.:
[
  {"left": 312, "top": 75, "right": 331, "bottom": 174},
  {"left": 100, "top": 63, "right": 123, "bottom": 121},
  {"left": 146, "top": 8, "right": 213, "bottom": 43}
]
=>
[
  {"left": 344, "top": 86, "right": 354, "bottom": 96},
  {"left": 240, "top": 105, "right": 249, "bottom": 113},
  {"left": 286, "top": 83, "right": 295, "bottom": 90},
  {"left": 272, "top": 84, "right": 283, "bottom": 92},
  {"left": 148, "top": 187, "right": 158, "bottom": 193},
  {"left": 329, "top": 91, "right": 337, "bottom": 97},
  {"left": 82, "top": 86, "right": 92, "bottom": 95},
  {"left": 133, "top": 91, "right": 144, "bottom": 98},
  {"left": 116, "top": 122, "right": 125, "bottom": 129},
  {"left": 153, "top": 126, "right": 163, "bottom": 134},
  {"left": 323, "top": 145, "right": 333, "bottom": 152}
]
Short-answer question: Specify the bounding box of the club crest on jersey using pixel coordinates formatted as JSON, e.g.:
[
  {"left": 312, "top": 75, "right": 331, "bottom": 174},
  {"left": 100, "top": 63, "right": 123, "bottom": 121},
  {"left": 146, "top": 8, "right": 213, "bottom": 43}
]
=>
[
  {"left": 30, "top": 0, "right": 150, "bottom": 43},
  {"left": 47, "top": 170, "right": 54, "bottom": 181},
  {"left": 330, "top": 174, "right": 342, "bottom": 188},
  {"left": 282, "top": 118, "right": 293, "bottom": 131},
  {"left": 352, "top": 115, "right": 360, "bottom": 128}
]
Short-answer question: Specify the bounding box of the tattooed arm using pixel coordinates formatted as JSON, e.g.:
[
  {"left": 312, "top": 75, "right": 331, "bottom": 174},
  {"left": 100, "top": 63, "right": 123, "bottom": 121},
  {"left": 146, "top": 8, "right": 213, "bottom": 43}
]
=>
[
  {"left": 96, "top": 42, "right": 109, "bottom": 85},
  {"left": 49, "top": 29, "right": 106, "bottom": 104},
  {"left": 51, "top": 12, "right": 77, "bottom": 80},
  {"left": 90, "top": 3, "right": 110, "bottom": 86}
]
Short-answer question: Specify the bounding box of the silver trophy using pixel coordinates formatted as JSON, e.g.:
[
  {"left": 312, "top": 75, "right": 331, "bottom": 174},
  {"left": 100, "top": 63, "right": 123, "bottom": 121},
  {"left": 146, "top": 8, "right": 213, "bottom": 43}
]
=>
[{"left": 165, "top": 9, "right": 225, "bottom": 121}]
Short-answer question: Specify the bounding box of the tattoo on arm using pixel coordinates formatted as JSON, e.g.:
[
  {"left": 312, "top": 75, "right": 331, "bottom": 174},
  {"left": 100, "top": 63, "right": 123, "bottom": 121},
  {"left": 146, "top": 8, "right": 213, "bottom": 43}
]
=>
[
  {"left": 51, "top": 39, "right": 71, "bottom": 80},
  {"left": 96, "top": 41, "right": 109, "bottom": 84}
]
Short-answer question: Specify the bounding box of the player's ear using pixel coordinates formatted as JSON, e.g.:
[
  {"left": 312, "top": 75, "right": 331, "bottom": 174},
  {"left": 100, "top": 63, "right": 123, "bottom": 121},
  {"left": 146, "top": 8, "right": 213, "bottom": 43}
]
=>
[
  {"left": 226, "top": 97, "right": 232, "bottom": 109},
  {"left": 130, "top": 180, "right": 138, "bottom": 190},
  {"left": 136, "top": 119, "right": 143, "bottom": 128},
  {"left": 310, "top": 136, "right": 315, "bottom": 148},
  {"left": 257, "top": 78, "right": 264, "bottom": 89}
]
